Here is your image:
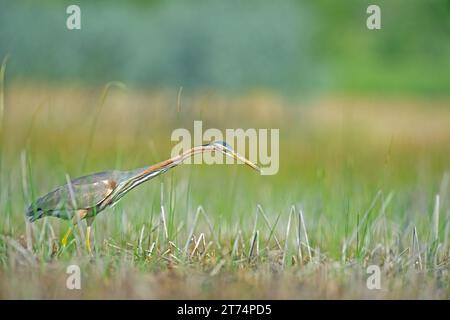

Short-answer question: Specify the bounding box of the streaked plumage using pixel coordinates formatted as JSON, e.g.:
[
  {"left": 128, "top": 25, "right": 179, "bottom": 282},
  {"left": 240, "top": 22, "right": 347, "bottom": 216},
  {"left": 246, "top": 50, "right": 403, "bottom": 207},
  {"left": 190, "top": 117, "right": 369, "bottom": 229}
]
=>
[{"left": 25, "top": 141, "right": 260, "bottom": 254}]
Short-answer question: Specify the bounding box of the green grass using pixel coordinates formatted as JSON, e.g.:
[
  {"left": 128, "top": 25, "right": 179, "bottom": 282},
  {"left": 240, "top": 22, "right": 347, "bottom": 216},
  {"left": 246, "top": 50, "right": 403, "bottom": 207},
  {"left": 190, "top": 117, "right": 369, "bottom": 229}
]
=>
[{"left": 0, "top": 82, "right": 449, "bottom": 299}]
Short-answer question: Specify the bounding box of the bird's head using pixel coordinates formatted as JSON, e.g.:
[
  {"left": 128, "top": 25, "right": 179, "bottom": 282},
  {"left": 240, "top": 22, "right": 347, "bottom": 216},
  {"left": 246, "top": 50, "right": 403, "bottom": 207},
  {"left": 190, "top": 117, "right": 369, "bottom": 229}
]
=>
[
  {"left": 26, "top": 204, "right": 45, "bottom": 222},
  {"left": 202, "top": 140, "right": 261, "bottom": 173}
]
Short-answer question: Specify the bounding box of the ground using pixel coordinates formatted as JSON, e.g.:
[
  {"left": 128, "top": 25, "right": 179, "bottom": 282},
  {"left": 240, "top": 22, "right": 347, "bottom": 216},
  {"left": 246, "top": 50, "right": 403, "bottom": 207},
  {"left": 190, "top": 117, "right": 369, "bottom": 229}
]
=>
[{"left": 0, "top": 84, "right": 449, "bottom": 299}]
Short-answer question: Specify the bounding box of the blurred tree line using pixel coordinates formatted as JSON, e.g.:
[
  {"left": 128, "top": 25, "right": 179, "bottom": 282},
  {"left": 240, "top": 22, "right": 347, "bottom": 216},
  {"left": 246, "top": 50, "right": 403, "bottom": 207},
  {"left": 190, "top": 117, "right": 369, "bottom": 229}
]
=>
[{"left": 0, "top": 0, "right": 449, "bottom": 95}]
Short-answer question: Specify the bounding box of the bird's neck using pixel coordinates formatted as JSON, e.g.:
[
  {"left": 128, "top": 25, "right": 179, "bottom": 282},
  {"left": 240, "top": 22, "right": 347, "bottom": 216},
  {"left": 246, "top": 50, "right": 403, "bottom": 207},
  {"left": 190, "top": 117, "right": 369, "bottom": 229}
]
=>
[
  {"left": 139, "top": 145, "right": 214, "bottom": 177},
  {"left": 120, "top": 147, "right": 212, "bottom": 194},
  {"left": 99, "top": 146, "right": 216, "bottom": 210}
]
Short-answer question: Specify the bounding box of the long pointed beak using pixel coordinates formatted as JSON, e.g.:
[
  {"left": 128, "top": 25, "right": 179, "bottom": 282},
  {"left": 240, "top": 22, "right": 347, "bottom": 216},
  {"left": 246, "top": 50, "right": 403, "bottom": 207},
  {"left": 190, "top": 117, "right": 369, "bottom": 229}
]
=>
[{"left": 222, "top": 149, "right": 261, "bottom": 173}]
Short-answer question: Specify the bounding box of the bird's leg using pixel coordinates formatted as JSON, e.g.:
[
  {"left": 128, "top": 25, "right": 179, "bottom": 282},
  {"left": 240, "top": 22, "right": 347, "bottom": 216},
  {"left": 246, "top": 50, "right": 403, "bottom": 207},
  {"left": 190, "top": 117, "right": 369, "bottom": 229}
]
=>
[
  {"left": 86, "top": 217, "right": 94, "bottom": 256},
  {"left": 61, "top": 227, "right": 73, "bottom": 247},
  {"left": 61, "top": 210, "right": 87, "bottom": 247}
]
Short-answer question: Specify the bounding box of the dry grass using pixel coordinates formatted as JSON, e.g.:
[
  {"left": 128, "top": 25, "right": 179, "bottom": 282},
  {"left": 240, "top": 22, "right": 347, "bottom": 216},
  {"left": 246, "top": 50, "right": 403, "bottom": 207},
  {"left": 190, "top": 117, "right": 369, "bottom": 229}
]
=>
[{"left": 0, "top": 83, "right": 449, "bottom": 299}]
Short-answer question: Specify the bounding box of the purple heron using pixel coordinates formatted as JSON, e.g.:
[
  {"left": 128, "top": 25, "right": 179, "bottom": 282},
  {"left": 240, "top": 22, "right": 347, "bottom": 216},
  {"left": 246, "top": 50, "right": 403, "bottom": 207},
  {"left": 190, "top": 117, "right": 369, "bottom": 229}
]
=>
[{"left": 26, "top": 141, "right": 260, "bottom": 255}]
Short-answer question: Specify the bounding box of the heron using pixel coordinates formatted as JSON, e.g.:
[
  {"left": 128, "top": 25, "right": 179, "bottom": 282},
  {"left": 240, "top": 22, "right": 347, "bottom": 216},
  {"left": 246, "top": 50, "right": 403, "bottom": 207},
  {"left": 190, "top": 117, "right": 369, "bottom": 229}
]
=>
[{"left": 26, "top": 141, "right": 260, "bottom": 255}]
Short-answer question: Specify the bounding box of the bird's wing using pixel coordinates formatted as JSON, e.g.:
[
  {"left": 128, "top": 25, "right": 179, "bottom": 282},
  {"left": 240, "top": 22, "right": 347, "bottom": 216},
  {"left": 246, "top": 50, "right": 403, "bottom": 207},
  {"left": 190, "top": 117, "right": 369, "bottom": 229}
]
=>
[{"left": 35, "top": 171, "right": 118, "bottom": 212}]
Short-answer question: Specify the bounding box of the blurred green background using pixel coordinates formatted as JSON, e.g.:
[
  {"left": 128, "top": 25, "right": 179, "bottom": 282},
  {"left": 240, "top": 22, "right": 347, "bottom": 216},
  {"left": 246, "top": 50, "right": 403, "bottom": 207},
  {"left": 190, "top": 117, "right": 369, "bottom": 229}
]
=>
[
  {"left": 0, "top": 0, "right": 449, "bottom": 299},
  {"left": 1, "top": 0, "right": 449, "bottom": 95}
]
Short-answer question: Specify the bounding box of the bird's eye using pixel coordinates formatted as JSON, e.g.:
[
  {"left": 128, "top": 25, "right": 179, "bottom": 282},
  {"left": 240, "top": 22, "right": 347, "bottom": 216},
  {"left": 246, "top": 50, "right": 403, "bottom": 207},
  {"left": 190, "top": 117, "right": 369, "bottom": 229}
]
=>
[{"left": 214, "top": 140, "right": 232, "bottom": 150}]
